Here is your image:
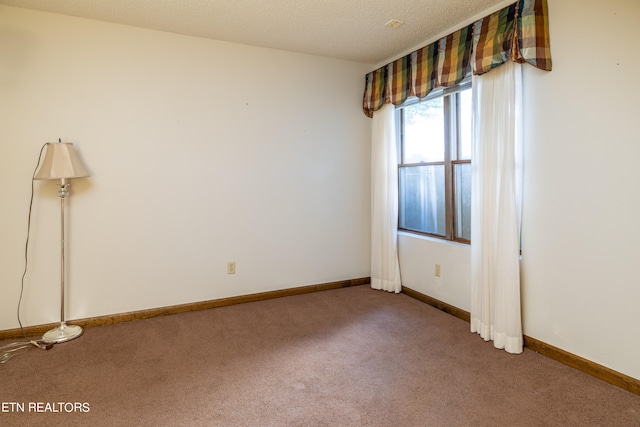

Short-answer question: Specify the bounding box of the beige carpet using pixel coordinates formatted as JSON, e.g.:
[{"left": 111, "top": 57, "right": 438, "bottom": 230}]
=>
[{"left": 1, "top": 285, "right": 639, "bottom": 426}]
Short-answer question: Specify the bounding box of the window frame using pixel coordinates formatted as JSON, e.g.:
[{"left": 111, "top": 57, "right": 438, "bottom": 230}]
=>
[{"left": 396, "top": 79, "right": 472, "bottom": 244}]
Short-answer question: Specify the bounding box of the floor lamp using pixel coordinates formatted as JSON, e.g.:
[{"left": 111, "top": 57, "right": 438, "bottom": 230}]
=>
[{"left": 34, "top": 142, "right": 90, "bottom": 344}]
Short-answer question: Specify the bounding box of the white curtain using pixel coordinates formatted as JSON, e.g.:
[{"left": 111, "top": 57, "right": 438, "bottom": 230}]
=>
[
  {"left": 470, "top": 61, "right": 523, "bottom": 354},
  {"left": 371, "top": 103, "right": 402, "bottom": 293},
  {"left": 420, "top": 168, "right": 440, "bottom": 234}
]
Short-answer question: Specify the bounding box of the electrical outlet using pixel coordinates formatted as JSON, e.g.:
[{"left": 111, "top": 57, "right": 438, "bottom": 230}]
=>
[
  {"left": 227, "top": 261, "right": 236, "bottom": 275},
  {"left": 435, "top": 264, "right": 441, "bottom": 277}
]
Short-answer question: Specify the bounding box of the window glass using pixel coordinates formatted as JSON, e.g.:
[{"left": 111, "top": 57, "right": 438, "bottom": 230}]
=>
[
  {"left": 403, "top": 97, "right": 444, "bottom": 163},
  {"left": 454, "top": 163, "right": 472, "bottom": 240},
  {"left": 399, "top": 165, "right": 446, "bottom": 236},
  {"left": 459, "top": 89, "right": 472, "bottom": 160}
]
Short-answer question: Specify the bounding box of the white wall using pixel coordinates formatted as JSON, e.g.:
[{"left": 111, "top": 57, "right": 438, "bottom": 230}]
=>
[
  {"left": 0, "top": 6, "right": 372, "bottom": 329},
  {"left": 398, "top": 0, "right": 640, "bottom": 381},
  {"left": 521, "top": 0, "right": 640, "bottom": 380},
  {"left": 398, "top": 234, "right": 471, "bottom": 311}
]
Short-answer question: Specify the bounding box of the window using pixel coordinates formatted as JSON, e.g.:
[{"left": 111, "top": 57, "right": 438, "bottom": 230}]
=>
[{"left": 397, "top": 81, "right": 472, "bottom": 243}]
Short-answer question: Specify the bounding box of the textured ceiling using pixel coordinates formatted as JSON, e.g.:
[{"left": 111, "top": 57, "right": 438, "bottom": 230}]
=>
[{"left": 0, "top": 0, "right": 508, "bottom": 64}]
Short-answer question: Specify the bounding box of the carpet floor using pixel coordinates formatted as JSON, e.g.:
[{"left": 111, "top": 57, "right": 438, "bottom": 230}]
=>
[{"left": 1, "top": 285, "right": 639, "bottom": 426}]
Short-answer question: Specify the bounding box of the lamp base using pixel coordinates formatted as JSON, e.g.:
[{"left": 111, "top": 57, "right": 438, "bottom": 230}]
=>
[{"left": 42, "top": 322, "right": 83, "bottom": 344}]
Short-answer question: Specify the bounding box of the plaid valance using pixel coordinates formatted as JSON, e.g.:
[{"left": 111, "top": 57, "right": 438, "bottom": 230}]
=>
[
  {"left": 363, "top": 0, "right": 552, "bottom": 118},
  {"left": 388, "top": 55, "right": 411, "bottom": 106}
]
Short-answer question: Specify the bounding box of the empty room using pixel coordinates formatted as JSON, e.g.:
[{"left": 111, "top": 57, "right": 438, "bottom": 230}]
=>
[{"left": 1, "top": 0, "right": 639, "bottom": 425}]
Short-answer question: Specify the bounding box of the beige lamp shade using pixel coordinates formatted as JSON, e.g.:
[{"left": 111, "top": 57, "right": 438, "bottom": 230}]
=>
[{"left": 34, "top": 142, "right": 90, "bottom": 180}]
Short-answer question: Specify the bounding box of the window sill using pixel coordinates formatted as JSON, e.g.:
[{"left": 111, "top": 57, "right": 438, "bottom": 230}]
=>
[{"left": 397, "top": 230, "right": 471, "bottom": 249}]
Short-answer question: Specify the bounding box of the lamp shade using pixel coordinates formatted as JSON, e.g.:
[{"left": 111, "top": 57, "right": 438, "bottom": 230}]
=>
[{"left": 34, "top": 142, "right": 90, "bottom": 180}]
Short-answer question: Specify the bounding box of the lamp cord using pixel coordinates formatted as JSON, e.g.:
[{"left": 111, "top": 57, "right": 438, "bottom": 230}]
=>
[{"left": 0, "top": 144, "right": 54, "bottom": 364}]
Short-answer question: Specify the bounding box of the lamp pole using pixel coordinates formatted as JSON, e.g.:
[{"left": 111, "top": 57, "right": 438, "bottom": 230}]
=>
[
  {"left": 59, "top": 178, "right": 68, "bottom": 326},
  {"left": 42, "top": 177, "right": 83, "bottom": 343}
]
